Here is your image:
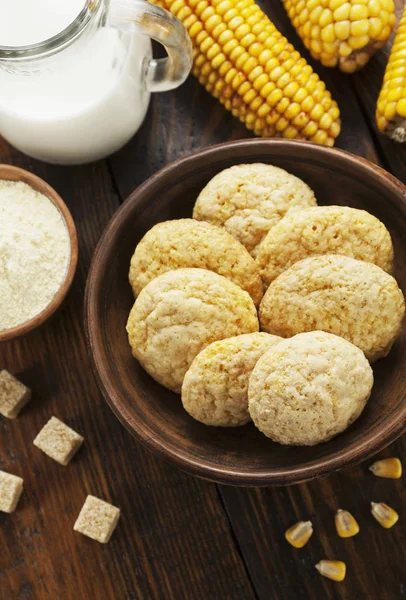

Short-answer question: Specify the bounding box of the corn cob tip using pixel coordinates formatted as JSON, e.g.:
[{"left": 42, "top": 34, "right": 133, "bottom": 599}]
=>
[
  {"left": 285, "top": 520, "right": 313, "bottom": 548},
  {"left": 371, "top": 502, "right": 399, "bottom": 528},
  {"left": 283, "top": 0, "right": 396, "bottom": 73},
  {"left": 376, "top": 3, "right": 406, "bottom": 142},
  {"left": 315, "top": 560, "right": 346, "bottom": 582},
  {"left": 369, "top": 457, "right": 402, "bottom": 479},
  {"left": 380, "top": 114, "right": 406, "bottom": 144},
  {"left": 335, "top": 509, "right": 359, "bottom": 538}
]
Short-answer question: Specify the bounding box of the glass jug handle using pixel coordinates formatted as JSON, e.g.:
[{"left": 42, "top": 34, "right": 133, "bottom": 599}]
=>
[{"left": 109, "top": 0, "right": 193, "bottom": 92}]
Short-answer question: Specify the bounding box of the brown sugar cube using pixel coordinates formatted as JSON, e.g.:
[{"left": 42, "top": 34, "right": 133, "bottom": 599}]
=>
[
  {"left": 33, "top": 416, "right": 84, "bottom": 466},
  {"left": 74, "top": 495, "right": 120, "bottom": 543},
  {"left": 0, "top": 370, "right": 31, "bottom": 418},
  {"left": 0, "top": 470, "right": 23, "bottom": 513}
]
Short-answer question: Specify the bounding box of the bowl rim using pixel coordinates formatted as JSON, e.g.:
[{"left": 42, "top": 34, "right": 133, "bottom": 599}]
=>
[
  {"left": 0, "top": 164, "right": 78, "bottom": 342},
  {"left": 85, "top": 139, "right": 406, "bottom": 486}
]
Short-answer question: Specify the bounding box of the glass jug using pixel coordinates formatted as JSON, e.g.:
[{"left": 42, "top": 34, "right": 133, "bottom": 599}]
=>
[{"left": 0, "top": 0, "right": 192, "bottom": 164}]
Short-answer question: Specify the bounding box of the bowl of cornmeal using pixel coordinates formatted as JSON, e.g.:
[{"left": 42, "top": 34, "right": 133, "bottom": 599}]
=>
[
  {"left": 85, "top": 139, "right": 406, "bottom": 486},
  {"left": 0, "top": 165, "right": 78, "bottom": 342}
]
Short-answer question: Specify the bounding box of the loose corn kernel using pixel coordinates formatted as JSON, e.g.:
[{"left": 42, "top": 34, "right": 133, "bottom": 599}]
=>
[
  {"left": 315, "top": 560, "right": 346, "bottom": 582},
  {"left": 376, "top": 3, "right": 406, "bottom": 142},
  {"left": 282, "top": 0, "right": 395, "bottom": 72},
  {"left": 335, "top": 509, "right": 359, "bottom": 538},
  {"left": 369, "top": 457, "right": 402, "bottom": 479},
  {"left": 371, "top": 502, "right": 399, "bottom": 529},
  {"left": 152, "top": 0, "right": 340, "bottom": 145},
  {"left": 285, "top": 520, "right": 313, "bottom": 548}
]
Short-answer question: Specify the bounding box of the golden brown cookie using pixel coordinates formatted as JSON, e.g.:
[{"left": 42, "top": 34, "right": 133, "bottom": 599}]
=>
[
  {"left": 248, "top": 331, "right": 373, "bottom": 445},
  {"left": 181, "top": 332, "right": 281, "bottom": 427},
  {"left": 259, "top": 255, "right": 405, "bottom": 362},
  {"left": 127, "top": 268, "right": 259, "bottom": 393},
  {"left": 129, "top": 219, "right": 263, "bottom": 305},
  {"left": 256, "top": 206, "right": 394, "bottom": 287},
  {"left": 193, "top": 163, "right": 316, "bottom": 257}
]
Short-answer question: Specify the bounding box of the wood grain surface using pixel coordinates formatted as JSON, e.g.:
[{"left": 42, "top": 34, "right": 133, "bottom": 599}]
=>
[{"left": 1, "top": 0, "right": 405, "bottom": 599}]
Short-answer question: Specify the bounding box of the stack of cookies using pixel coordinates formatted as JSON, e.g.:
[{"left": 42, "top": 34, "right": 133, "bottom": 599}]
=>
[{"left": 126, "top": 163, "right": 405, "bottom": 446}]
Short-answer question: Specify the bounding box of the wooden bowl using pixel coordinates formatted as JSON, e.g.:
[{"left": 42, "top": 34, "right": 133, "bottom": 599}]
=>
[
  {"left": 85, "top": 140, "right": 406, "bottom": 486},
  {"left": 0, "top": 165, "right": 78, "bottom": 342}
]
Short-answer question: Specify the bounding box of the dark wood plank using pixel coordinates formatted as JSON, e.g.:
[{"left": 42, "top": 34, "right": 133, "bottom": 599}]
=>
[
  {"left": 220, "top": 444, "right": 406, "bottom": 600},
  {"left": 2, "top": 0, "right": 405, "bottom": 597},
  {"left": 0, "top": 142, "right": 256, "bottom": 600}
]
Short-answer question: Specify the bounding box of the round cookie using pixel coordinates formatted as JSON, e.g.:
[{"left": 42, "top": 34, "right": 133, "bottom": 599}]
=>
[
  {"left": 256, "top": 206, "right": 394, "bottom": 287},
  {"left": 129, "top": 218, "right": 263, "bottom": 305},
  {"left": 259, "top": 255, "right": 405, "bottom": 362},
  {"left": 126, "top": 268, "right": 259, "bottom": 393},
  {"left": 248, "top": 331, "right": 374, "bottom": 445},
  {"left": 181, "top": 332, "right": 282, "bottom": 427},
  {"left": 193, "top": 163, "right": 317, "bottom": 257}
]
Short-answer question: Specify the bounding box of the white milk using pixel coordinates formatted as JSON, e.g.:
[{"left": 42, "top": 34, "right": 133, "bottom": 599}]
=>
[
  {"left": 0, "top": 0, "right": 85, "bottom": 46},
  {"left": 0, "top": 0, "right": 151, "bottom": 164}
]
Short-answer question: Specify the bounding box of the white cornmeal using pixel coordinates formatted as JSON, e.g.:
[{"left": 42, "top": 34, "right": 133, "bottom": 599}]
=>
[{"left": 0, "top": 180, "right": 70, "bottom": 332}]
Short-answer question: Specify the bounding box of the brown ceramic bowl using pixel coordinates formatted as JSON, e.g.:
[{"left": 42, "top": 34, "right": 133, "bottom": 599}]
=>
[
  {"left": 85, "top": 140, "right": 406, "bottom": 486},
  {"left": 0, "top": 165, "right": 78, "bottom": 342}
]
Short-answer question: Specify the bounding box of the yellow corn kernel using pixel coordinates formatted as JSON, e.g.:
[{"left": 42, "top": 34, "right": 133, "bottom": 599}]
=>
[
  {"left": 355, "top": 52, "right": 371, "bottom": 68},
  {"left": 292, "top": 112, "right": 310, "bottom": 128},
  {"left": 329, "top": 0, "right": 346, "bottom": 10},
  {"left": 384, "top": 101, "right": 398, "bottom": 121},
  {"left": 371, "top": 502, "right": 399, "bottom": 529},
  {"left": 282, "top": 0, "right": 395, "bottom": 72},
  {"left": 285, "top": 520, "right": 313, "bottom": 548},
  {"left": 154, "top": 0, "right": 340, "bottom": 144},
  {"left": 335, "top": 509, "right": 359, "bottom": 538},
  {"left": 321, "top": 24, "right": 336, "bottom": 42},
  {"left": 284, "top": 125, "right": 299, "bottom": 138},
  {"left": 350, "top": 4, "right": 368, "bottom": 20},
  {"left": 376, "top": 2, "right": 406, "bottom": 142},
  {"left": 369, "top": 458, "right": 402, "bottom": 479},
  {"left": 399, "top": 99, "right": 406, "bottom": 118},
  {"left": 338, "top": 41, "right": 353, "bottom": 56},
  {"left": 310, "top": 6, "right": 323, "bottom": 24},
  {"left": 315, "top": 560, "right": 346, "bottom": 582},
  {"left": 320, "top": 9, "right": 333, "bottom": 27},
  {"left": 340, "top": 57, "right": 357, "bottom": 73},
  {"left": 302, "top": 120, "right": 318, "bottom": 136},
  {"left": 350, "top": 19, "right": 369, "bottom": 37},
  {"left": 334, "top": 3, "right": 351, "bottom": 21},
  {"left": 368, "top": 0, "right": 382, "bottom": 17},
  {"left": 348, "top": 34, "right": 369, "bottom": 49},
  {"left": 275, "top": 116, "right": 289, "bottom": 132},
  {"left": 310, "top": 39, "right": 323, "bottom": 54},
  {"left": 311, "top": 129, "right": 328, "bottom": 144},
  {"left": 334, "top": 21, "right": 350, "bottom": 40},
  {"left": 321, "top": 55, "right": 338, "bottom": 67}
]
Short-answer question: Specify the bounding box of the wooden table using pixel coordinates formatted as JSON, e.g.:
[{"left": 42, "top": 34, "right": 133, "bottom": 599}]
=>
[{"left": 1, "top": 2, "right": 405, "bottom": 598}]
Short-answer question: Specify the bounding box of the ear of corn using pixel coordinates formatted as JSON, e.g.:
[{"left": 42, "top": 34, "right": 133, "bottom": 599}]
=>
[
  {"left": 335, "top": 509, "right": 359, "bottom": 538},
  {"left": 315, "top": 560, "right": 346, "bottom": 582},
  {"left": 376, "top": 3, "right": 406, "bottom": 142},
  {"left": 371, "top": 502, "right": 399, "bottom": 528},
  {"left": 285, "top": 520, "right": 313, "bottom": 547},
  {"left": 369, "top": 457, "right": 402, "bottom": 479},
  {"left": 283, "top": 0, "right": 396, "bottom": 73},
  {"left": 149, "top": 0, "right": 341, "bottom": 145}
]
